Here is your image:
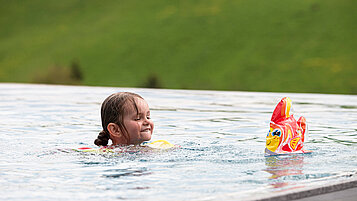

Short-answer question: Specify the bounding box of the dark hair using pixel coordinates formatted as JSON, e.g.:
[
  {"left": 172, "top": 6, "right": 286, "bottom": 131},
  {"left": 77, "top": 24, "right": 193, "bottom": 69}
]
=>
[{"left": 94, "top": 92, "right": 143, "bottom": 146}]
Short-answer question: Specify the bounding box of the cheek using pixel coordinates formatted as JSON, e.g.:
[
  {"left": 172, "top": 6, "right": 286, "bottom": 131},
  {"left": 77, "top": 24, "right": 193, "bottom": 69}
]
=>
[
  {"left": 151, "top": 121, "right": 154, "bottom": 132},
  {"left": 125, "top": 121, "right": 139, "bottom": 133},
  {"left": 276, "top": 136, "right": 281, "bottom": 142},
  {"left": 132, "top": 122, "right": 141, "bottom": 131}
]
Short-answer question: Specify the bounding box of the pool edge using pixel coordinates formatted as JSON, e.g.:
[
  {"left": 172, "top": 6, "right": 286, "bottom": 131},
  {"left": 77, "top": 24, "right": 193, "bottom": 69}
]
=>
[{"left": 251, "top": 175, "right": 357, "bottom": 201}]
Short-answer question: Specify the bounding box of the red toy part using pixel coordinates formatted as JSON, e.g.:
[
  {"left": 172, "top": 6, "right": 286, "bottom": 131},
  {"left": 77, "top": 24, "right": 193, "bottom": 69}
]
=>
[
  {"left": 77, "top": 147, "right": 92, "bottom": 150},
  {"left": 265, "top": 97, "right": 309, "bottom": 155}
]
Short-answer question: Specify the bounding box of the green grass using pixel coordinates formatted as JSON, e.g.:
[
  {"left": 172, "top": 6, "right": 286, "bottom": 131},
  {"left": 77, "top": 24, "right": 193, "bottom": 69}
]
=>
[{"left": 1, "top": 0, "right": 356, "bottom": 94}]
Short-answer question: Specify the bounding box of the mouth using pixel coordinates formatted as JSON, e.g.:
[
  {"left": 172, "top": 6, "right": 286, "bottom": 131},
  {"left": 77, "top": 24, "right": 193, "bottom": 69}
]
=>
[
  {"left": 266, "top": 141, "right": 271, "bottom": 146},
  {"left": 141, "top": 128, "right": 151, "bottom": 132}
]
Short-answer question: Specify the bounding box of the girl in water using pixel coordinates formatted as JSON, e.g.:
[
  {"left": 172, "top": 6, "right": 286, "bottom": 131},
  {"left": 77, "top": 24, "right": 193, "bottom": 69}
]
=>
[
  {"left": 83, "top": 92, "right": 174, "bottom": 152},
  {"left": 94, "top": 92, "right": 154, "bottom": 146}
]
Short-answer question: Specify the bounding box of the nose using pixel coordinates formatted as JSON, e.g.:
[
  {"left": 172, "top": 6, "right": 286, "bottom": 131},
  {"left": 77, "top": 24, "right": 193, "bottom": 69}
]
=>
[{"left": 142, "top": 117, "right": 149, "bottom": 125}]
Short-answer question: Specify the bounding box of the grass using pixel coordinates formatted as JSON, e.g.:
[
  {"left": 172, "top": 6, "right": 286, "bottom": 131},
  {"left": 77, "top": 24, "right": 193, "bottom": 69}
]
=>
[{"left": 0, "top": 0, "right": 356, "bottom": 94}]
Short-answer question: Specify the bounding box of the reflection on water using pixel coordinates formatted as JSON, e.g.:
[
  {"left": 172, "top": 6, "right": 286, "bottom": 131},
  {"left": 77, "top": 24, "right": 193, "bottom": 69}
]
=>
[
  {"left": 0, "top": 83, "right": 356, "bottom": 201},
  {"left": 264, "top": 155, "right": 305, "bottom": 188}
]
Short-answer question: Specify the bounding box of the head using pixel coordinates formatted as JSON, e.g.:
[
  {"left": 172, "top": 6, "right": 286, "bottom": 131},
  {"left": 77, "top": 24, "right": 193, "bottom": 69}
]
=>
[
  {"left": 266, "top": 123, "right": 284, "bottom": 152},
  {"left": 94, "top": 92, "right": 154, "bottom": 146}
]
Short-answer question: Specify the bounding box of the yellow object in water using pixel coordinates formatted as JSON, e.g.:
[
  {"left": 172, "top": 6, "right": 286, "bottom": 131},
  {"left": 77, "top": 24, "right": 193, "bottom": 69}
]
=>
[
  {"left": 73, "top": 140, "right": 176, "bottom": 154},
  {"left": 144, "top": 140, "right": 175, "bottom": 149}
]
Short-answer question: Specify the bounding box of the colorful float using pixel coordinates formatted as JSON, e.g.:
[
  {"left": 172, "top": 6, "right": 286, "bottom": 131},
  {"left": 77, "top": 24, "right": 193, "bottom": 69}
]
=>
[
  {"left": 265, "top": 97, "right": 311, "bottom": 156},
  {"left": 73, "top": 140, "right": 176, "bottom": 154}
]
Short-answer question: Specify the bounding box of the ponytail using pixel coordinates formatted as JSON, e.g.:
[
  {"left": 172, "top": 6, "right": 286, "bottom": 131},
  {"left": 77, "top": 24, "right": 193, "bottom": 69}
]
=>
[{"left": 94, "top": 130, "right": 110, "bottom": 146}]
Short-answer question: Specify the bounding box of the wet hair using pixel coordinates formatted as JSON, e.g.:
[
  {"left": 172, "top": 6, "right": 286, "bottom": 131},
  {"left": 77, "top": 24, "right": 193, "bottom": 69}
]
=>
[{"left": 94, "top": 92, "right": 143, "bottom": 146}]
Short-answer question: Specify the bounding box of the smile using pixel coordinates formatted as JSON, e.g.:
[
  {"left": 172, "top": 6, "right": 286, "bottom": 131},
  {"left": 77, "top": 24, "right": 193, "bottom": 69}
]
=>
[{"left": 141, "top": 128, "right": 151, "bottom": 132}]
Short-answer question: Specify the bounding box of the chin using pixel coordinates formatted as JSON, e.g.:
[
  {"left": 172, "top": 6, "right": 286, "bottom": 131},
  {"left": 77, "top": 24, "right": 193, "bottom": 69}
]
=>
[
  {"left": 144, "top": 134, "right": 152, "bottom": 141},
  {"left": 142, "top": 131, "right": 152, "bottom": 139}
]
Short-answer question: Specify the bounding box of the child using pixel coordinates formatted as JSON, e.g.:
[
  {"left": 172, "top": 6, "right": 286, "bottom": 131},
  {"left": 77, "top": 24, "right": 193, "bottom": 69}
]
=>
[
  {"left": 94, "top": 92, "right": 154, "bottom": 146},
  {"left": 71, "top": 92, "right": 174, "bottom": 153}
]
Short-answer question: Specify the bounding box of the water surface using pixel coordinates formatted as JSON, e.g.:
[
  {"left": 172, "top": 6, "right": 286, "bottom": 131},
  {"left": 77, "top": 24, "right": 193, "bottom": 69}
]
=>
[{"left": 0, "top": 83, "right": 356, "bottom": 200}]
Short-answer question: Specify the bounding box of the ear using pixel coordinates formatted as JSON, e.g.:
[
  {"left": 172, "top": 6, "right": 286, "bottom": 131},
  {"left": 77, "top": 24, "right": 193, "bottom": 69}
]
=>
[{"left": 107, "top": 123, "right": 126, "bottom": 145}]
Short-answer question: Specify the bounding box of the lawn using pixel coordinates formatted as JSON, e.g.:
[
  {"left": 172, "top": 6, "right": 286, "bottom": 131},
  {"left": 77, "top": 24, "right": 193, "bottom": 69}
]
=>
[{"left": 1, "top": 0, "right": 356, "bottom": 94}]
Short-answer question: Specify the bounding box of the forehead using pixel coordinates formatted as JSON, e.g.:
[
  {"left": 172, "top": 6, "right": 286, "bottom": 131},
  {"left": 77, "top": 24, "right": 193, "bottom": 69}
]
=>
[
  {"left": 124, "top": 97, "right": 149, "bottom": 114},
  {"left": 136, "top": 98, "right": 150, "bottom": 113}
]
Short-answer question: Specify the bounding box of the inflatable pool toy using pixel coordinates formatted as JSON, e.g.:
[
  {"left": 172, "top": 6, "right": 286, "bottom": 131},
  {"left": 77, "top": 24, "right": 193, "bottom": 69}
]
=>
[
  {"left": 73, "top": 140, "right": 177, "bottom": 154},
  {"left": 74, "top": 140, "right": 176, "bottom": 153},
  {"left": 141, "top": 140, "right": 176, "bottom": 149},
  {"left": 265, "top": 97, "right": 311, "bottom": 156}
]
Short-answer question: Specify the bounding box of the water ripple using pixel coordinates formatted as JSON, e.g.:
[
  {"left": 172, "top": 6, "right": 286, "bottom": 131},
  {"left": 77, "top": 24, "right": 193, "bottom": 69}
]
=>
[{"left": 1, "top": 83, "right": 357, "bottom": 201}]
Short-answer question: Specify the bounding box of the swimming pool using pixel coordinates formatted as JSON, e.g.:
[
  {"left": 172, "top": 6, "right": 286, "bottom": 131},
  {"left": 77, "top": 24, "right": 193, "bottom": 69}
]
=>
[{"left": 0, "top": 83, "right": 356, "bottom": 200}]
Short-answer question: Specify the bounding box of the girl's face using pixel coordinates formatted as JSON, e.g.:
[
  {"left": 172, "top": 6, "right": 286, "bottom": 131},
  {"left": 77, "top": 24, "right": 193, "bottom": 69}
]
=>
[{"left": 123, "top": 98, "right": 154, "bottom": 144}]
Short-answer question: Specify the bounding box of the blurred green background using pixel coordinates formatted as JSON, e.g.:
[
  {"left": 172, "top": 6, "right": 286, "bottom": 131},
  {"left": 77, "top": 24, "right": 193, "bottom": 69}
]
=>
[{"left": 1, "top": 0, "right": 356, "bottom": 94}]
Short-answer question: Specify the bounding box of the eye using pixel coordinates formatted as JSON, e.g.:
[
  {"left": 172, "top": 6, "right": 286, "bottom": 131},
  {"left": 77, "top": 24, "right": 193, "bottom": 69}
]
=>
[
  {"left": 272, "top": 129, "right": 281, "bottom": 137},
  {"left": 147, "top": 116, "right": 151, "bottom": 120},
  {"left": 267, "top": 130, "right": 270, "bottom": 137}
]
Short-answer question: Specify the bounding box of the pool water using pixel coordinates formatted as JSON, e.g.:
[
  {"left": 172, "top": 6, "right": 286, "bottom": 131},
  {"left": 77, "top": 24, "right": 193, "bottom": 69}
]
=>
[{"left": 0, "top": 83, "right": 356, "bottom": 200}]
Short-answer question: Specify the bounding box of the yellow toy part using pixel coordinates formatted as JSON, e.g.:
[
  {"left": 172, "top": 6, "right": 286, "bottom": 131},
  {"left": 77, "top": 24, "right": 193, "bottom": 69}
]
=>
[
  {"left": 143, "top": 140, "right": 176, "bottom": 149},
  {"left": 73, "top": 140, "right": 177, "bottom": 154},
  {"left": 266, "top": 128, "right": 282, "bottom": 152},
  {"left": 72, "top": 147, "right": 114, "bottom": 153}
]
